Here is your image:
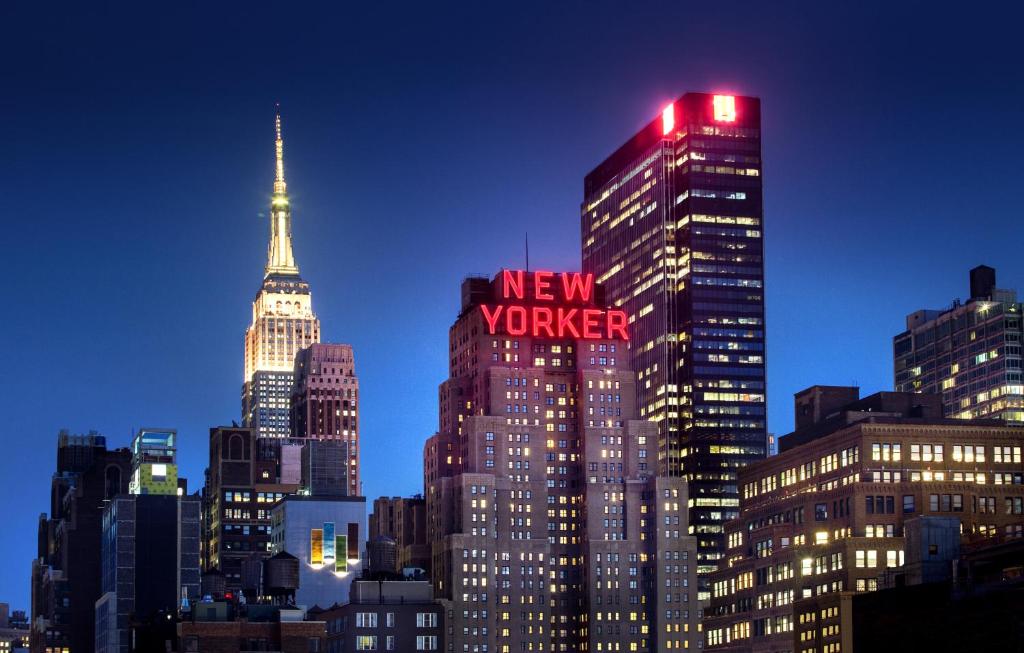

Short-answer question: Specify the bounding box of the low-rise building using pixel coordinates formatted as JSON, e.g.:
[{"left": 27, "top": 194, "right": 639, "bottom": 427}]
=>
[
  {"left": 318, "top": 580, "right": 444, "bottom": 653},
  {"left": 179, "top": 603, "right": 324, "bottom": 653},
  {"left": 703, "top": 386, "right": 1024, "bottom": 653}
]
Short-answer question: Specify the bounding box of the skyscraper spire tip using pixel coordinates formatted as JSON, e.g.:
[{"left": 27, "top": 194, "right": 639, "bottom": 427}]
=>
[{"left": 273, "top": 107, "right": 286, "bottom": 195}]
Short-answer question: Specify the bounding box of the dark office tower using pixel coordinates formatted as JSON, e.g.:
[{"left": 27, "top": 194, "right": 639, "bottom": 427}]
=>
[
  {"left": 94, "top": 494, "right": 202, "bottom": 653},
  {"left": 895, "top": 266, "right": 1024, "bottom": 423},
  {"left": 291, "top": 342, "right": 361, "bottom": 495},
  {"left": 30, "top": 431, "right": 131, "bottom": 653},
  {"left": 582, "top": 92, "right": 767, "bottom": 583},
  {"left": 301, "top": 439, "right": 349, "bottom": 496},
  {"left": 93, "top": 428, "right": 200, "bottom": 653}
]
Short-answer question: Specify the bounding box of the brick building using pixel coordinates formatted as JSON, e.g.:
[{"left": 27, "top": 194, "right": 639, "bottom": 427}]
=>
[
  {"left": 424, "top": 269, "right": 699, "bottom": 653},
  {"left": 318, "top": 580, "right": 444, "bottom": 653},
  {"left": 292, "top": 343, "right": 361, "bottom": 496},
  {"left": 703, "top": 386, "right": 1024, "bottom": 652},
  {"left": 179, "top": 604, "right": 324, "bottom": 653},
  {"left": 203, "top": 427, "right": 300, "bottom": 594},
  {"left": 369, "top": 496, "right": 430, "bottom": 574}
]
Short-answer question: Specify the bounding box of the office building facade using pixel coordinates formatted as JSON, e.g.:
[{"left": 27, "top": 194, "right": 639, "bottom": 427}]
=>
[
  {"left": 30, "top": 431, "right": 130, "bottom": 653},
  {"left": 582, "top": 92, "right": 767, "bottom": 579},
  {"left": 702, "top": 387, "right": 1024, "bottom": 653},
  {"left": 94, "top": 494, "right": 202, "bottom": 653},
  {"left": 242, "top": 111, "right": 321, "bottom": 438},
  {"left": 894, "top": 265, "right": 1024, "bottom": 423},
  {"left": 292, "top": 343, "right": 361, "bottom": 495},
  {"left": 95, "top": 430, "right": 201, "bottom": 653},
  {"left": 424, "top": 269, "right": 699, "bottom": 653},
  {"left": 301, "top": 439, "right": 350, "bottom": 497}
]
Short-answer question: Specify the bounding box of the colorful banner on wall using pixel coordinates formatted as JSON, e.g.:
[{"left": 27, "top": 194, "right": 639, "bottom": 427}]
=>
[
  {"left": 336, "top": 535, "right": 347, "bottom": 572},
  {"left": 310, "top": 528, "right": 323, "bottom": 565},
  {"left": 323, "top": 522, "right": 336, "bottom": 566}
]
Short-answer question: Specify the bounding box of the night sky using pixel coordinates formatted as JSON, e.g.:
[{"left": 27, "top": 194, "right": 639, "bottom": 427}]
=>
[{"left": 3, "top": 1, "right": 1023, "bottom": 607}]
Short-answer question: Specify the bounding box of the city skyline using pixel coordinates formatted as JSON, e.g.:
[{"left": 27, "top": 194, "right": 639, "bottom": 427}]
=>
[{"left": 4, "top": 0, "right": 1024, "bottom": 614}]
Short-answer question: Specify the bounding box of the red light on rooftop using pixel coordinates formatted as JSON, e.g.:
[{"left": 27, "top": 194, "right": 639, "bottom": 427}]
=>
[
  {"left": 713, "top": 95, "right": 736, "bottom": 122},
  {"left": 662, "top": 103, "right": 675, "bottom": 135}
]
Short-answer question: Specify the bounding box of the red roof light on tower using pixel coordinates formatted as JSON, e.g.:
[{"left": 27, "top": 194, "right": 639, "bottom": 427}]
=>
[
  {"left": 713, "top": 94, "right": 736, "bottom": 122},
  {"left": 662, "top": 103, "right": 675, "bottom": 135}
]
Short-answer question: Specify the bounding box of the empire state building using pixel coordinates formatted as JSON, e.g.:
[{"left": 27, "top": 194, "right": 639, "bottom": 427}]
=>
[{"left": 242, "top": 111, "right": 321, "bottom": 437}]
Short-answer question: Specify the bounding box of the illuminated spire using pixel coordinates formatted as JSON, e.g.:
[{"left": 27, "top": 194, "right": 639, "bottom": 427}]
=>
[
  {"left": 266, "top": 105, "right": 299, "bottom": 276},
  {"left": 274, "top": 105, "right": 287, "bottom": 196}
]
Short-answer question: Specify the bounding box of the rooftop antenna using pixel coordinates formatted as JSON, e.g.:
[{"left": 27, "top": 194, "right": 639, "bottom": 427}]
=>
[{"left": 525, "top": 232, "right": 530, "bottom": 272}]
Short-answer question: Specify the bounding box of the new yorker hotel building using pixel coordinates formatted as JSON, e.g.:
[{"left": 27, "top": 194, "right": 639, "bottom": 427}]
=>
[
  {"left": 424, "top": 270, "right": 699, "bottom": 653},
  {"left": 582, "top": 93, "right": 767, "bottom": 582}
]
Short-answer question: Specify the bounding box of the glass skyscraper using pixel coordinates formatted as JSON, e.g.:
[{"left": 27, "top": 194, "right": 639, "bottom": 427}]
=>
[{"left": 582, "top": 92, "right": 767, "bottom": 585}]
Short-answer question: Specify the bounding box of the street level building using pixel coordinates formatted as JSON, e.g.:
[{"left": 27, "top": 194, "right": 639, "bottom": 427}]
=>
[
  {"left": 30, "top": 431, "right": 130, "bottom": 653},
  {"left": 369, "top": 496, "right": 430, "bottom": 574},
  {"left": 242, "top": 110, "right": 321, "bottom": 438},
  {"left": 424, "top": 269, "right": 699, "bottom": 653},
  {"left": 292, "top": 343, "right": 360, "bottom": 495},
  {"left": 894, "top": 265, "right": 1024, "bottom": 423},
  {"left": 582, "top": 92, "right": 767, "bottom": 583},
  {"left": 702, "top": 386, "right": 1024, "bottom": 653}
]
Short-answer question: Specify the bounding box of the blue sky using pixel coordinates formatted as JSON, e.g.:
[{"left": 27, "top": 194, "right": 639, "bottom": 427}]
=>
[{"left": 2, "top": 0, "right": 1022, "bottom": 607}]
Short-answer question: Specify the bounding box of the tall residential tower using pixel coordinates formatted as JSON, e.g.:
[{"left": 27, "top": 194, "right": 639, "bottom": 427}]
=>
[
  {"left": 894, "top": 265, "right": 1024, "bottom": 423},
  {"left": 242, "top": 110, "right": 321, "bottom": 438},
  {"left": 582, "top": 93, "right": 767, "bottom": 584}
]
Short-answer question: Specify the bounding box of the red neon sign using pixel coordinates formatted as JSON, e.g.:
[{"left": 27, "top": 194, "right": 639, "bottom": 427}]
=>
[{"left": 483, "top": 270, "right": 628, "bottom": 341}]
